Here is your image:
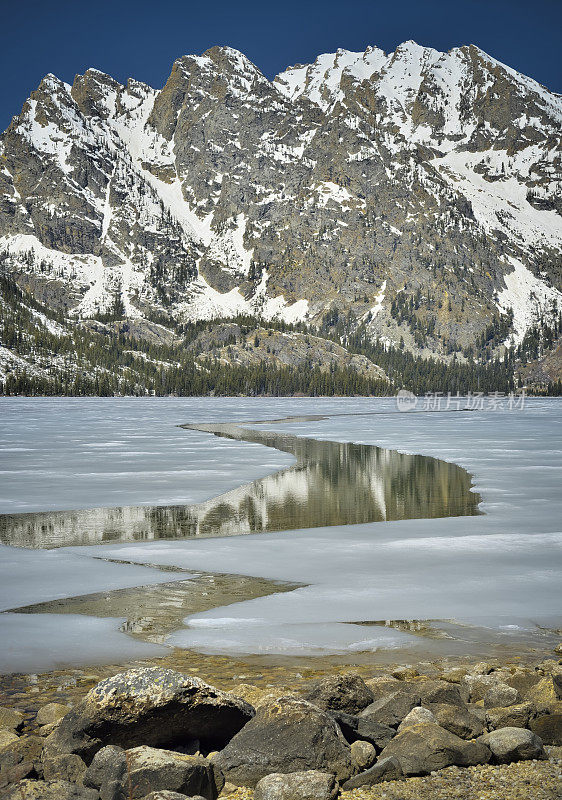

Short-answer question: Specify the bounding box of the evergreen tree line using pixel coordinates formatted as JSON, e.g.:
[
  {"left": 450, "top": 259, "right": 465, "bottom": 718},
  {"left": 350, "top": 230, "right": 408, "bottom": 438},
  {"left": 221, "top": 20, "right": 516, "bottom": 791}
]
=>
[{"left": 1, "top": 275, "right": 561, "bottom": 397}]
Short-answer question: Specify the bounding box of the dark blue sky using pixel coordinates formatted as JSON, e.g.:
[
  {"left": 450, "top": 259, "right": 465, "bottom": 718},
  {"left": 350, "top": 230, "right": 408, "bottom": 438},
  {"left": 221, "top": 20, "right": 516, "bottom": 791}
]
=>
[{"left": 1, "top": 0, "right": 561, "bottom": 132}]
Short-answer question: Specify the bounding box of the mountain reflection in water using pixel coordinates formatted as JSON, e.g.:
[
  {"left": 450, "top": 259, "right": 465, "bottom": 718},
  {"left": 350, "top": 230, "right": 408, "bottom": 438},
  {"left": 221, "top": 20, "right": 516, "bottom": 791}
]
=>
[{"left": 0, "top": 421, "right": 481, "bottom": 549}]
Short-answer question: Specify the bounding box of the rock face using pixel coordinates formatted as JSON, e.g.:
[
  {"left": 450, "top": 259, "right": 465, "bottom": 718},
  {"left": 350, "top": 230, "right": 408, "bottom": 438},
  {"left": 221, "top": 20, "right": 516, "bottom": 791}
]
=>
[
  {"left": 302, "top": 674, "right": 374, "bottom": 715},
  {"left": 44, "top": 668, "right": 254, "bottom": 763},
  {"left": 327, "top": 711, "right": 395, "bottom": 751},
  {"left": 212, "top": 696, "right": 354, "bottom": 787},
  {"left": 378, "top": 722, "right": 491, "bottom": 776},
  {"left": 478, "top": 727, "right": 547, "bottom": 763},
  {"left": 1, "top": 40, "right": 561, "bottom": 382},
  {"left": 253, "top": 770, "right": 339, "bottom": 800}
]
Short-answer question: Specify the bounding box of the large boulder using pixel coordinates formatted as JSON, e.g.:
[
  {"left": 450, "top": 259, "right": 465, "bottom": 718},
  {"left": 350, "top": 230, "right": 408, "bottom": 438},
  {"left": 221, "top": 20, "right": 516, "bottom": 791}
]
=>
[
  {"left": 326, "top": 711, "right": 394, "bottom": 751},
  {"left": 427, "top": 703, "right": 484, "bottom": 740},
  {"left": 44, "top": 668, "right": 254, "bottom": 763},
  {"left": 253, "top": 770, "right": 339, "bottom": 800},
  {"left": 478, "top": 727, "right": 547, "bottom": 763},
  {"left": 213, "top": 696, "right": 354, "bottom": 787},
  {"left": 340, "top": 756, "right": 404, "bottom": 789},
  {"left": 378, "top": 722, "right": 490, "bottom": 776},
  {"left": 302, "top": 674, "right": 374, "bottom": 715},
  {"left": 359, "top": 691, "right": 420, "bottom": 728},
  {"left": 0, "top": 779, "right": 98, "bottom": 799}
]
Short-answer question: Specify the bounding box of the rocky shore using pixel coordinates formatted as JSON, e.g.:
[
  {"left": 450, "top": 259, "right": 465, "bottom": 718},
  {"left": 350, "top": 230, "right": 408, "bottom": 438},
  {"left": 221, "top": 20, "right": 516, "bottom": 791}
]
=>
[{"left": 1, "top": 652, "right": 561, "bottom": 800}]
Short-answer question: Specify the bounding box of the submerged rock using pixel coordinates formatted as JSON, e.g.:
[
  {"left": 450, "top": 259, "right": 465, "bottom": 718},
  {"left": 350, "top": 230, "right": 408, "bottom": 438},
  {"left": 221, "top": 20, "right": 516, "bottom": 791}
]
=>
[
  {"left": 44, "top": 668, "right": 254, "bottom": 763},
  {"left": 213, "top": 696, "right": 353, "bottom": 787}
]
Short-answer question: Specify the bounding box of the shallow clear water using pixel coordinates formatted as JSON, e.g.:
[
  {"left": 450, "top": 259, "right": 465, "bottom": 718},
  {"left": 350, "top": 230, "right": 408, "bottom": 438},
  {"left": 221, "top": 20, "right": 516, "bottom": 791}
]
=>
[{"left": 0, "top": 396, "right": 560, "bottom": 670}]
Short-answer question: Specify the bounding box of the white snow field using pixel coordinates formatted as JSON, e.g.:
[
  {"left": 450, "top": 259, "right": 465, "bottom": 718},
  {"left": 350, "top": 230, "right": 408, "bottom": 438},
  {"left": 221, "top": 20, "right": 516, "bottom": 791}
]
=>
[{"left": 0, "top": 396, "right": 560, "bottom": 670}]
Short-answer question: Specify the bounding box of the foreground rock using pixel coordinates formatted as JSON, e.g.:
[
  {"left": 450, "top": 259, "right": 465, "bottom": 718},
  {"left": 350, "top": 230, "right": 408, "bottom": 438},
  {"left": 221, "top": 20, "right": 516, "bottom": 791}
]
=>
[
  {"left": 213, "top": 696, "right": 353, "bottom": 787},
  {"left": 44, "top": 668, "right": 254, "bottom": 763},
  {"left": 478, "top": 727, "right": 548, "bottom": 763},
  {"left": 253, "top": 770, "right": 339, "bottom": 800},
  {"left": 83, "top": 744, "right": 222, "bottom": 799},
  {"left": 378, "top": 722, "right": 491, "bottom": 776},
  {"left": 302, "top": 674, "right": 374, "bottom": 715}
]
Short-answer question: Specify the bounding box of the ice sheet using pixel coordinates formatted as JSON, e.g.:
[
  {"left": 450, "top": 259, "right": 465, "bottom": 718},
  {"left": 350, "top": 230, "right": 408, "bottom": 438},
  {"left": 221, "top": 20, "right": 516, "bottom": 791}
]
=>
[{"left": 1, "top": 397, "right": 561, "bottom": 664}]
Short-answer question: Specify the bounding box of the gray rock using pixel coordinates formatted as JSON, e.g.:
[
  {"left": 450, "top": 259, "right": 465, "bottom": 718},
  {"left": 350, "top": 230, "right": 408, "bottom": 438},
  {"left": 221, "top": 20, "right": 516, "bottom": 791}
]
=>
[
  {"left": 45, "top": 668, "right": 254, "bottom": 763},
  {"left": 253, "top": 770, "right": 339, "bottom": 800},
  {"left": 302, "top": 673, "right": 374, "bottom": 715},
  {"left": 378, "top": 722, "right": 491, "bottom": 776},
  {"left": 350, "top": 740, "right": 376, "bottom": 771},
  {"left": 483, "top": 683, "right": 520, "bottom": 709},
  {"left": 478, "top": 727, "right": 547, "bottom": 763},
  {"left": 340, "top": 756, "right": 404, "bottom": 789},
  {"left": 359, "top": 691, "right": 420, "bottom": 728},
  {"left": 0, "top": 779, "right": 98, "bottom": 799},
  {"left": 213, "top": 696, "right": 354, "bottom": 787},
  {"left": 427, "top": 703, "right": 485, "bottom": 739}
]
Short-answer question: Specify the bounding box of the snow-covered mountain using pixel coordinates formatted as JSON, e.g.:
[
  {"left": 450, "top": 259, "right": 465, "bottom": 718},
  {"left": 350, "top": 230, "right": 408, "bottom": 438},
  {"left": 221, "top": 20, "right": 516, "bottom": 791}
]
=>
[{"left": 1, "top": 41, "right": 561, "bottom": 376}]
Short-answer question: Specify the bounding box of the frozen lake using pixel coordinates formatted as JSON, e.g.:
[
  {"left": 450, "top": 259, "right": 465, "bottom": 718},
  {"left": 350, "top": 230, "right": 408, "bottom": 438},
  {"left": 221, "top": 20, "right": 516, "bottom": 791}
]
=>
[{"left": 0, "top": 396, "right": 561, "bottom": 671}]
